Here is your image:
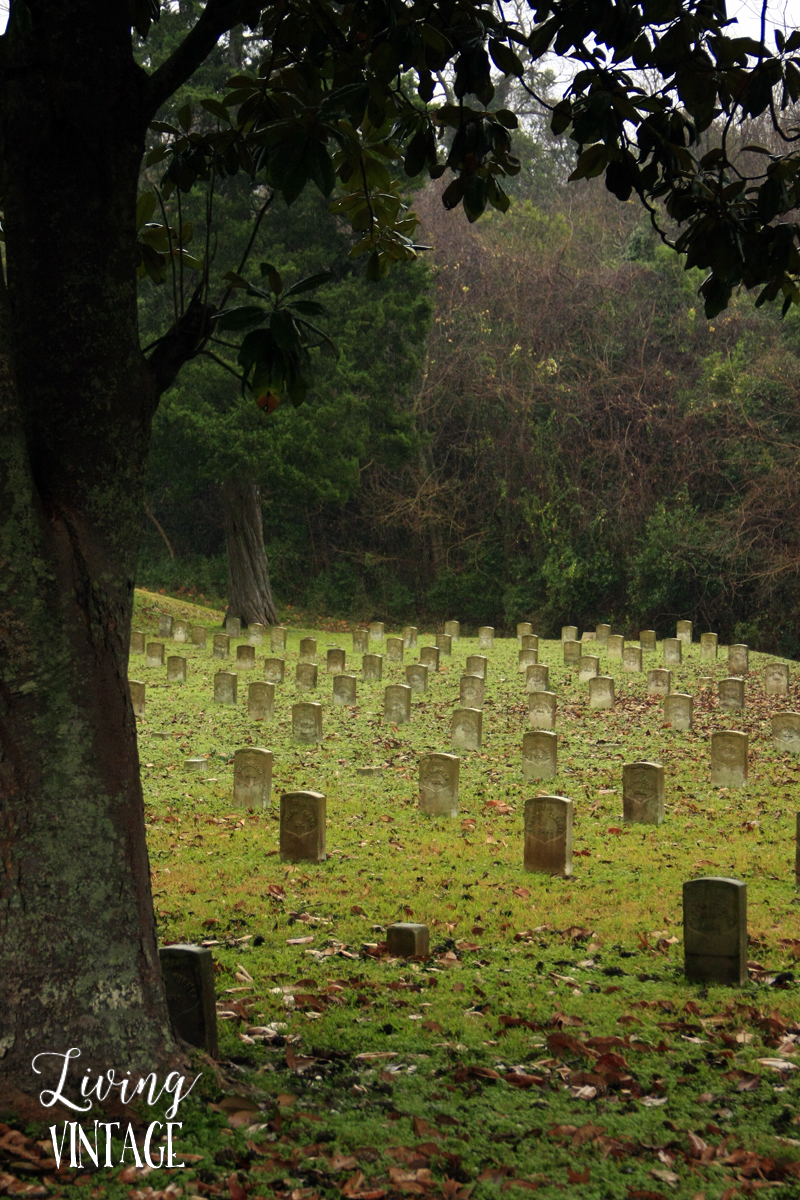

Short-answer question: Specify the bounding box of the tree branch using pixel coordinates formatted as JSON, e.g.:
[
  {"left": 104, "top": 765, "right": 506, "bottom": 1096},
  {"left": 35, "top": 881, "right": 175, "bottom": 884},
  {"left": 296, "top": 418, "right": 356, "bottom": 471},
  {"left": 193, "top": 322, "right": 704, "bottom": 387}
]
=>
[
  {"left": 142, "top": 0, "right": 263, "bottom": 120},
  {"left": 146, "top": 290, "right": 216, "bottom": 397}
]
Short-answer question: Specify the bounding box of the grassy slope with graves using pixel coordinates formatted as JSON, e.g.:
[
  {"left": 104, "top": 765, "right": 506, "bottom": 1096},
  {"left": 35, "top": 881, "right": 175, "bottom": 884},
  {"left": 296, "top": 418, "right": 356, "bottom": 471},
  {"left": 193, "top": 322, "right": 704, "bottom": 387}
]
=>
[{"left": 12, "top": 588, "right": 800, "bottom": 1200}]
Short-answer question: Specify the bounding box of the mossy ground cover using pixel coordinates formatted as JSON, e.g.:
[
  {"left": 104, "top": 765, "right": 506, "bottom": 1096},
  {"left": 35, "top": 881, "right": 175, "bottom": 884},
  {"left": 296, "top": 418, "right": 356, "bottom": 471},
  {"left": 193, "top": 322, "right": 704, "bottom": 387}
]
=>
[{"left": 8, "top": 592, "right": 800, "bottom": 1200}]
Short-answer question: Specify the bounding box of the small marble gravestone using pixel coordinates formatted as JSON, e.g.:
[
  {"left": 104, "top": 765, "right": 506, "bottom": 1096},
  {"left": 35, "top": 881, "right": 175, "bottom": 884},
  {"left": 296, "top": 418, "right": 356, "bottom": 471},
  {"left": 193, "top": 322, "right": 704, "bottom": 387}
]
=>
[
  {"left": 664, "top": 693, "right": 693, "bottom": 731},
  {"left": 622, "top": 761, "right": 664, "bottom": 825},
  {"left": 406, "top": 664, "right": 428, "bottom": 693},
  {"left": 524, "top": 795, "right": 573, "bottom": 876},
  {"left": 522, "top": 730, "right": 557, "bottom": 781},
  {"left": 403, "top": 626, "right": 418, "bottom": 649},
  {"left": 369, "top": 621, "right": 385, "bottom": 642},
  {"left": 280, "top": 791, "right": 326, "bottom": 863},
  {"left": 191, "top": 625, "right": 207, "bottom": 647},
  {"left": 521, "top": 634, "right": 538, "bottom": 651},
  {"left": 683, "top": 877, "right": 747, "bottom": 986},
  {"left": 452, "top": 707, "right": 482, "bottom": 750},
  {"left": 130, "top": 630, "right": 145, "bottom": 655},
  {"left": 185, "top": 758, "right": 207, "bottom": 773},
  {"left": 386, "top": 636, "right": 404, "bottom": 662},
  {"left": 639, "top": 630, "right": 657, "bottom": 652},
  {"left": 519, "top": 649, "right": 538, "bottom": 671},
  {"left": 578, "top": 654, "right": 600, "bottom": 683},
  {"left": 167, "top": 656, "right": 187, "bottom": 683},
  {"left": 352, "top": 628, "right": 369, "bottom": 654},
  {"left": 711, "top": 730, "right": 748, "bottom": 787},
  {"left": 436, "top": 633, "right": 452, "bottom": 656},
  {"left": 214, "top": 671, "right": 237, "bottom": 705},
  {"left": 466, "top": 654, "right": 488, "bottom": 679},
  {"left": 764, "top": 663, "right": 789, "bottom": 696},
  {"left": 561, "top": 625, "right": 578, "bottom": 642},
  {"left": 362, "top": 653, "right": 383, "bottom": 682},
  {"left": 225, "top": 617, "right": 241, "bottom": 638},
  {"left": 212, "top": 633, "right": 230, "bottom": 659},
  {"left": 444, "top": 620, "right": 461, "bottom": 640},
  {"left": 700, "top": 632, "right": 718, "bottom": 658},
  {"left": 528, "top": 691, "right": 557, "bottom": 730},
  {"left": 478, "top": 626, "right": 494, "bottom": 649},
  {"left": 296, "top": 662, "right": 318, "bottom": 692},
  {"left": 589, "top": 676, "right": 615, "bottom": 708},
  {"left": 623, "top": 646, "right": 643, "bottom": 673},
  {"left": 158, "top": 613, "right": 173, "bottom": 638},
  {"left": 595, "top": 623, "right": 611, "bottom": 644},
  {"left": 234, "top": 747, "right": 272, "bottom": 809},
  {"left": 419, "top": 752, "right": 459, "bottom": 817},
  {"left": 517, "top": 622, "right": 533, "bottom": 641},
  {"left": 676, "top": 619, "right": 692, "bottom": 648},
  {"left": 236, "top": 644, "right": 256, "bottom": 670},
  {"left": 333, "top": 674, "right": 358, "bottom": 706},
  {"left": 718, "top": 677, "right": 744, "bottom": 711},
  {"left": 606, "top": 635, "right": 624, "bottom": 660},
  {"left": 772, "top": 713, "right": 800, "bottom": 752},
  {"left": 248, "top": 623, "right": 265, "bottom": 645},
  {"left": 581, "top": 632, "right": 596, "bottom": 643},
  {"left": 563, "top": 638, "right": 581, "bottom": 666},
  {"left": 263, "top": 657, "right": 285, "bottom": 684},
  {"left": 663, "top": 637, "right": 682, "bottom": 666},
  {"left": 292, "top": 702, "right": 322, "bottom": 744},
  {"left": 129, "top": 680, "right": 145, "bottom": 717},
  {"left": 270, "top": 626, "right": 288, "bottom": 652},
  {"left": 647, "top": 668, "right": 671, "bottom": 696},
  {"left": 327, "top": 647, "right": 346, "bottom": 674},
  {"left": 172, "top": 618, "right": 190, "bottom": 644},
  {"left": 385, "top": 684, "right": 412, "bottom": 724},
  {"left": 526, "top": 664, "right": 549, "bottom": 692},
  {"left": 146, "top": 641, "right": 165, "bottom": 668},
  {"left": 159, "top": 945, "right": 218, "bottom": 1057},
  {"left": 386, "top": 923, "right": 430, "bottom": 957},
  {"left": 729, "top": 644, "right": 749, "bottom": 675},
  {"left": 299, "top": 636, "right": 317, "bottom": 661},
  {"left": 460, "top": 673, "right": 485, "bottom": 709},
  {"left": 420, "top": 645, "right": 440, "bottom": 671},
  {"left": 248, "top": 681, "right": 275, "bottom": 720}
]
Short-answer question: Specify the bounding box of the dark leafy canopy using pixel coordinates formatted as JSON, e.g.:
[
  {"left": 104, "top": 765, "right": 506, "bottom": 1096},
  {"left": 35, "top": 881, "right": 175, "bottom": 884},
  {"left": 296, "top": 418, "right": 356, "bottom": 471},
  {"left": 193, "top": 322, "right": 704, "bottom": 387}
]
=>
[{"left": 139, "top": 0, "right": 800, "bottom": 324}]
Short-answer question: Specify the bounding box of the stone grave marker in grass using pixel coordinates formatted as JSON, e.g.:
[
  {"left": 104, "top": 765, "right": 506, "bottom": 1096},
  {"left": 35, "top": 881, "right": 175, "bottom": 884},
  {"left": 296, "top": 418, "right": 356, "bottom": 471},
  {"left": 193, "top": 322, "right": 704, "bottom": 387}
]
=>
[
  {"left": 130, "top": 630, "right": 145, "bottom": 655},
  {"left": 528, "top": 691, "right": 557, "bottom": 729},
  {"left": 384, "top": 684, "right": 412, "bottom": 724},
  {"left": 158, "top": 613, "right": 173, "bottom": 638},
  {"left": 369, "top": 621, "right": 385, "bottom": 642},
  {"left": 683, "top": 877, "right": 747, "bottom": 986},
  {"left": 280, "top": 791, "right": 326, "bottom": 862},
  {"left": 522, "top": 730, "right": 557, "bottom": 781},
  {"left": 270, "top": 626, "right": 287, "bottom": 652},
  {"left": 772, "top": 713, "right": 800, "bottom": 752},
  {"left": 647, "top": 668, "right": 671, "bottom": 696},
  {"left": 420, "top": 645, "right": 440, "bottom": 672},
  {"left": 386, "top": 637, "right": 404, "bottom": 662},
  {"left": 213, "top": 633, "right": 230, "bottom": 659},
  {"left": 606, "top": 634, "right": 624, "bottom": 660},
  {"left": 214, "top": 671, "right": 237, "bottom": 705},
  {"left": 589, "top": 676, "right": 615, "bottom": 708},
  {"left": 460, "top": 674, "right": 485, "bottom": 709},
  {"left": 233, "top": 747, "right": 272, "bottom": 809},
  {"left": 248, "top": 623, "right": 265, "bottom": 645},
  {"left": 264, "top": 657, "right": 285, "bottom": 683},
  {"left": 362, "top": 653, "right": 383, "bottom": 682},
  {"left": 524, "top": 795, "right": 572, "bottom": 876},
  {"left": 327, "top": 648, "right": 346, "bottom": 673},
  {"left": 159, "top": 944, "right": 218, "bottom": 1057},
  {"left": 711, "top": 730, "right": 748, "bottom": 787},
  {"left": 444, "top": 620, "right": 460, "bottom": 640},
  {"left": 561, "top": 625, "right": 578, "bottom": 642},
  {"left": 405, "top": 664, "right": 428, "bottom": 693},
  {"left": 236, "top": 644, "right": 255, "bottom": 670},
  {"left": 526, "top": 664, "right": 549, "bottom": 692},
  {"left": 595, "top": 623, "right": 611, "bottom": 644},
  {"left": 292, "top": 702, "right": 322, "bottom": 744},
  {"left": 578, "top": 654, "right": 599, "bottom": 683},
  {"left": 418, "top": 752, "right": 459, "bottom": 817},
  {"left": 639, "top": 629, "right": 656, "bottom": 651},
  {"left": 623, "top": 646, "right": 642, "bottom": 672},
  {"left": 664, "top": 693, "right": 693, "bottom": 730},
  {"left": 622, "top": 761, "right": 664, "bottom": 824},
  {"left": 729, "top": 644, "right": 749, "bottom": 675},
  {"left": 185, "top": 757, "right": 206, "bottom": 773},
  {"left": 700, "top": 632, "right": 718, "bottom": 658},
  {"left": 466, "top": 654, "right": 487, "bottom": 679},
  {"left": 519, "top": 649, "right": 538, "bottom": 671},
  {"left": 436, "top": 633, "right": 452, "bottom": 656},
  {"left": 719, "top": 677, "right": 745, "bottom": 711},
  {"left": 299, "top": 636, "right": 317, "bottom": 661},
  {"left": 167, "top": 655, "right": 187, "bottom": 683},
  {"left": 764, "top": 663, "right": 789, "bottom": 695},
  {"left": 296, "top": 662, "right": 318, "bottom": 691},
  {"left": 452, "top": 707, "right": 482, "bottom": 750},
  {"left": 403, "top": 626, "right": 418, "bottom": 649},
  {"left": 146, "top": 641, "right": 164, "bottom": 667},
  {"left": 664, "top": 637, "right": 682, "bottom": 666},
  {"left": 129, "top": 680, "right": 145, "bottom": 717},
  {"left": 521, "top": 634, "right": 538, "bottom": 651},
  {"left": 676, "top": 619, "right": 692, "bottom": 647},
  {"left": 225, "top": 617, "right": 241, "bottom": 637},
  {"left": 581, "top": 631, "right": 596, "bottom": 643},
  {"left": 172, "top": 618, "right": 189, "bottom": 643},
  {"left": 478, "top": 626, "right": 494, "bottom": 649},
  {"left": 352, "top": 628, "right": 369, "bottom": 654},
  {"left": 386, "top": 923, "right": 429, "bottom": 957},
  {"left": 563, "top": 638, "right": 581, "bottom": 666},
  {"left": 517, "top": 622, "right": 533, "bottom": 640},
  {"left": 333, "top": 674, "right": 358, "bottom": 706},
  {"left": 248, "top": 681, "right": 274, "bottom": 720},
  {"left": 191, "top": 625, "right": 207, "bottom": 647}
]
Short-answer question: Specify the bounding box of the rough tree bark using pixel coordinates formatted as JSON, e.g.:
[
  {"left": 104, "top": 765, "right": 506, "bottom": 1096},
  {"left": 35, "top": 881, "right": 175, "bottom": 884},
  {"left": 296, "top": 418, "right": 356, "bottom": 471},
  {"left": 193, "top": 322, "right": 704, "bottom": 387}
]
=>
[{"left": 221, "top": 478, "right": 279, "bottom": 626}]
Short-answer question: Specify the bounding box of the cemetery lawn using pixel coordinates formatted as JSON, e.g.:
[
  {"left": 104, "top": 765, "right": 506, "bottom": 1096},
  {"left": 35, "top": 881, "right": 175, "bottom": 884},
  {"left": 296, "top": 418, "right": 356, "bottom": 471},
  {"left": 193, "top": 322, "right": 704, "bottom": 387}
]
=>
[{"left": 9, "top": 589, "right": 800, "bottom": 1200}]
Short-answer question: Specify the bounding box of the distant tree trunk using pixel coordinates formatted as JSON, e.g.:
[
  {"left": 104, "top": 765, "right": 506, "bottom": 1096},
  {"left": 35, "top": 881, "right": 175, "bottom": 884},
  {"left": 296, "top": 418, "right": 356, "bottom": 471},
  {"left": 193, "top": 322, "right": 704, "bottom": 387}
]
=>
[{"left": 221, "top": 478, "right": 279, "bottom": 625}]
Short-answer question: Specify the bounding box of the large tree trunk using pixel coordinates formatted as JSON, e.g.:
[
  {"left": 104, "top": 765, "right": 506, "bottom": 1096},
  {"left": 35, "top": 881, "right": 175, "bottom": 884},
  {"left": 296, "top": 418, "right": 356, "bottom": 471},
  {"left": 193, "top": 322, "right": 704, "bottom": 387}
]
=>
[
  {"left": 221, "top": 478, "right": 279, "bottom": 626},
  {"left": 0, "top": 5, "right": 173, "bottom": 1099}
]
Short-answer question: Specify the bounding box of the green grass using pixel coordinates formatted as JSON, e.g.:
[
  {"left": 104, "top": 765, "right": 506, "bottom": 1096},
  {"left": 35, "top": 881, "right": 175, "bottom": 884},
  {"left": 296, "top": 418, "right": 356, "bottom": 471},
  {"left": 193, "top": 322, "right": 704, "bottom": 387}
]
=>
[{"left": 24, "top": 590, "right": 800, "bottom": 1200}]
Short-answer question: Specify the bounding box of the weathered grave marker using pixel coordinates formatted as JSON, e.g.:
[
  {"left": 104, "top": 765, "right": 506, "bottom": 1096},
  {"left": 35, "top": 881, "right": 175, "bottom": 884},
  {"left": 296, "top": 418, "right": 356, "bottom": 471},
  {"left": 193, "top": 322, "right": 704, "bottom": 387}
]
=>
[
  {"left": 563, "top": 638, "right": 581, "bottom": 665},
  {"left": 764, "top": 663, "right": 789, "bottom": 695},
  {"left": 729, "top": 644, "right": 749, "bottom": 675},
  {"left": 214, "top": 671, "right": 237, "bottom": 705},
  {"left": 623, "top": 646, "right": 643, "bottom": 673},
  {"left": 385, "top": 684, "right": 412, "bottom": 724},
  {"left": 478, "top": 626, "right": 494, "bottom": 649},
  {"left": 647, "top": 668, "right": 671, "bottom": 696},
  {"left": 386, "top": 923, "right": 429, "bottom": 957},
  {"left": 386, "top": 636, "right": 404, "bottom": 662},
  {"left": 711, "top": 731, "right": 748, "bottom": 787},
  {"left": 460, "top": 674, "right": 485, "bottom": 708},
  {"left": 191, "top": 625, "right": 207, "bottom": 648},
  {"left": 452, "top": 707, "right": 482, "bottom": 750},
  {"left": 561, "top": 625, "right": 578, "bottom": 642},
  {"left": 146, "top": 641, "right": 164, "bottom": 668},
  {"left": 517, "top": 622, "right": 533, "bottom": 641},
  {"left": 436, "top": 633, "right": 452, "bottom": 656},
  {"left": 167, "top": 656, "right": 187, "bottom": 683},
  {"left": 403, "top": 626, "right": 418, "bottom": 649},
  {"left": 333, "top": 674, "right": 358, "bottom": 706},
  {"left": 225, "top": 617, "right": 241, "bottom": 637},
  {"left": 676, "top": 620, "right": 693, "bottom": 647},
  {"left": 772, "top": 713, "right": 800, "bottom": 752},
  {"left": 369, "top": 621, "right": 385, "bottom": 642},
  {"left": 595, "top": 623, "right": 611, "bottom": 644},
  {"left": 664, "top": 693, "right": 693, "bottom": 730},
  {"left": 526, "top": 664, "right": 549, "bottom": 692},
  {"left": 271, "top": 626, "right": 288, "bottom": 652},
  {"left": 718, "top": 677, "right": 744, "bottom": 711},
  {"left": 578, "top": 654, "right": 600, "bottom": 682},
  {"left": 700, "top": 632, "right": 718, "bottom": 659},
  {"left": 606, "top": 634, "right": 624, "bottom": 660},
  {"left": 263, "top": 657, "right": 285, "bottom": 684},
  {"left": 664, "top": 637, "right": 682, "bottom": 666},
  {"left": 589, "top": 676, "right": 615, "bottom": 708},
  {"left": 296, "top": 662, "right": 318, "bottom": 691},
  {"left": 528, "top": 691, "right": 557, "bottom": 730},
  {"left": 159, "top": 945, "right": 218, "bottom": 1057},
  {"left": 185, "top": 758, "right": 207, "bottom": 773},
  {"left": 352, "top": 629, "right": 369, "bottom": 654},
  {"left": 236, "top": 645, "right": 256, "bottom": 670},
  {"left": 234, "top": 747, "right": 273, "bottom": 809},
  {"left": 327, "top": 647, "right": 346, "bottom": 674},
  {"left": 639, "top": 630, "right": 657, "bottom": 652},
  {"left": 172, "top": 618, "right": 190, "bottom": 644},
  {"left": 522, "top": 730, "right": 557, "bottom": 781},
  {"left": 280, "top": 791, "right": 326, "bottom": 862},
  {"left": 683, "top": 877, "right": 747, "bottom": 986},
  {"left": 521, "top": 634, "right": 539, "bottom": 651},
  {"left": 523, "top": 795, "right": 573, "bottom": 876},
  {"left": 518, "top": 648, "right": 538, "bottom": 671},
  {"left": 212, "top": 633, "right": 230, "bottom": 659},
  {"left": 292, "top": 702, "right": 323, "bottom": 744},
  {"left": 444, "top": 620, "right": 460, "bottom": 640},
  {"left": 299, "top": 636, "right": 317, "bottom": 661},
  {"left": 622, "top": 761, "right": 664, "bottom": 825},
  {"left": 419, "top": 752, "right": 459, "bottom": 817},
  {"left": 158, "top": 613, "right": 173, "bottom": 638},
  {"left": 129, "top": 680, "right": 145, "bottom": 717},
  {"left": 362, "top": 653, "right": 383, "bottom": 681},
  {"left": 405, "top": 664, "right": 428, "bottom": 693},
  {"left": 130, "top": 630, "right": 145, "bottom": 655},
  {"left": 466, "top": 654, "right": 487, "bottom": 679},
  {"left": 247, "top": 623, "right": 265, "bottom": 645},
  {"left": 248, "top": 681, "right": 275, "bottom": 720},
  {"left": 420, "top": 645, "right": 440, "bottom": 671}
]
